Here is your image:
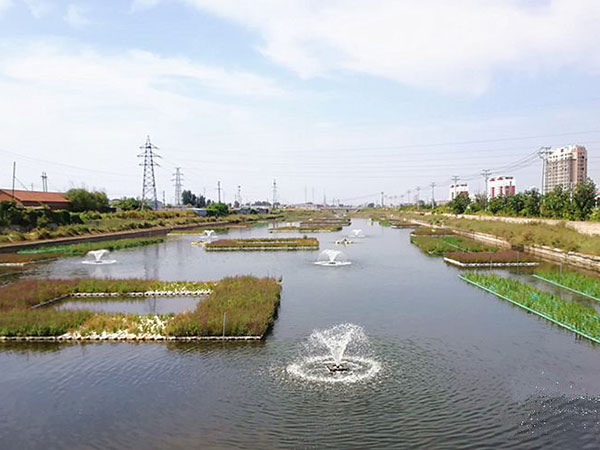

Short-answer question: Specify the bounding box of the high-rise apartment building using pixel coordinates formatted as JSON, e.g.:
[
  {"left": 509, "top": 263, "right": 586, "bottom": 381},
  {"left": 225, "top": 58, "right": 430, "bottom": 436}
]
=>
[{"left": 543, "top": 145, "right": 587, "bottom": 194}]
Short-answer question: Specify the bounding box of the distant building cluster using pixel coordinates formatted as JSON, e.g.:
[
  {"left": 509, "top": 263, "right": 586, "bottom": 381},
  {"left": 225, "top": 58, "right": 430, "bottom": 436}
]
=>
[
  {"left": 488, "top": 176, "right": 515, "bottom": 199},
  {"left": 543, "top": 144, "right": 587, "bottom": 194}
]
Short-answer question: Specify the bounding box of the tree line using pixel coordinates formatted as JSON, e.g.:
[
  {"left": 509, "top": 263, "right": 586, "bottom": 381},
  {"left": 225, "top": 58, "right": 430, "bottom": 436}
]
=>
[{"left": 444, "top": 179, "right": 598, "bottom": 220}]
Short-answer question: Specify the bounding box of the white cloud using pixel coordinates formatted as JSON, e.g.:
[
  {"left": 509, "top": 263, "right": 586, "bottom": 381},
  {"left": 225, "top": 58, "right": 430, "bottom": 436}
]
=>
[
  {"left": 0, "top": 0, "right": 12, "bottom": 15},
  {"left": 0, "top": 40, "right": 289, "bottom": 197},
  {"left": 166, "top": 0, "right": 600, "bottom": 94},
  {"left": 23, "top": 0, "right": 52, "bottom": 18},
  {"left": 64, "top": 3, "right": 91, "bottom": 27}
]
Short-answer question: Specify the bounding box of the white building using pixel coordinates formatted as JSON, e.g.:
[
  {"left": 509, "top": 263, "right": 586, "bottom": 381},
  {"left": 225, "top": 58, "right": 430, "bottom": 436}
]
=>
[
  {"left": 449, "top": 183, "right": 469, "bottom": 200},
  {"left": 488, "top": 176, "right": 516, "bottom": 198}
]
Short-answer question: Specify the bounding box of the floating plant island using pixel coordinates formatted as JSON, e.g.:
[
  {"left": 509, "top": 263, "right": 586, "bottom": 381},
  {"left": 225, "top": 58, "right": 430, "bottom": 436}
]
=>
[
  {"left": 0, "top": 276, "right": 281, "bottom": 341},
  {"left": 444, "top": 250, "right": 538, "bottom": 267},
  {"left": 270, "top": 225, "right": 342, "bottom": 233},
  {"left": 411, "top": 234, "right": 498, "bottom": 256},
  {"left": 199, "top": 237, "right": 319, "bottom": 251},
  {"left": 460, "top": 272, "right": 600, "bottom": 343}
]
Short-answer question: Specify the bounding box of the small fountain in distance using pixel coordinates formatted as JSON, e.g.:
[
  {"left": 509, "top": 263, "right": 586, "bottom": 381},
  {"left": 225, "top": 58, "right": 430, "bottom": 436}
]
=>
[
  {"left": 287, "top": 324, "right": 381, "bottom": 383},
  {"left": 314, "top": 249, "right": 351, "bottom": 266},
  {"left": 81, "top": 249, "right": 116, "bottom": 265},
  {"left": 350, "top": 229, "right": 365, "bottom": 238}
]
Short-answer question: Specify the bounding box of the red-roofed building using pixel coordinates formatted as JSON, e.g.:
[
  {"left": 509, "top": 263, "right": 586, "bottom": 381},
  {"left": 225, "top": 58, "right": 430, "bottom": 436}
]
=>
[{"left": 0, "top": 189, "right": 70, "bottom": 210}]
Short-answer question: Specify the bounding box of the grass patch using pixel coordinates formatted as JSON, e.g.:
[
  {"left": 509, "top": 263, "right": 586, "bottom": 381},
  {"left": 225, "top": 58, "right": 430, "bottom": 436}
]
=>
[
  {"left": 461, "top": 272, "right": 600, "bottom": 342},
  {"left": 0, "top": 278, "right": 214, "bottom": 311},
  {"left": 204, "top": 237, "right": 319, "bottom": 251},
  {"left": 165, "top": 276, "right": 281, "bottom": 337},
  {"left": 0, "top": 309, "right": 92, "bottom": 337},
  {"left": 534, "top": 269, "right": 600, "bottom": 301},
  {"left": 411, "top": 235, "right": 497, "bottom": 256},
  {"left": 411, "top": 227, "right": 455, "bottom": 236}
]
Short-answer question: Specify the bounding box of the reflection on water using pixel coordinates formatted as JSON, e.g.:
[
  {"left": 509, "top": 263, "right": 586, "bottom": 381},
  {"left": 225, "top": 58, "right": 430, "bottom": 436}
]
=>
[
  {"left": 1, "top": 219, "right": 600, "bottom": 448},
  {"left": 55, "top": 296, "right": 202, "bottom": 315}
]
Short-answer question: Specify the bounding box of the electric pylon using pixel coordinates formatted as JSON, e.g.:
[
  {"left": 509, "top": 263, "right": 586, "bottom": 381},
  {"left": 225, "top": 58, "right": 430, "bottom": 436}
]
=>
[
  {"left": 172, "top": 167, "right": 183, "bottom": 206},
  {"left": 138, "top": 136, "right": 160, "bottom": 210}
]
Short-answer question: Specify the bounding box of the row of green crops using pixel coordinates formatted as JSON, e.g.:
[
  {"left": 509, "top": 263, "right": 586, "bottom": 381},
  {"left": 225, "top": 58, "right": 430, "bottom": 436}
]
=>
[
  {"left": 410, "top": 235, "right": 497, "bottom": 256},
  {"left": 461, "top": 272, "right": 600, "bottom": 342},
  {"left": 534, "top": 269, "right": 600, "bottom": 301}
]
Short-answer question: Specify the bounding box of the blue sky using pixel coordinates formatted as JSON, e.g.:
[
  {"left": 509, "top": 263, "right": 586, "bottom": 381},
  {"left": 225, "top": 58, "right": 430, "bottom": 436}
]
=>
[{"left": 0, "top": 0, "right": 599, "bottom": 204}]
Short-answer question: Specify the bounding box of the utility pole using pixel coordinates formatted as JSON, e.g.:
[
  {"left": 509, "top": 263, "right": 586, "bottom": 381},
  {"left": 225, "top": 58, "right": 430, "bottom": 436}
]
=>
[
  {"left": 381, "top": 191, "right": 384, "bottom": 207},
  {"left": 41, "top": 172, "right": 48, "bottom": 192},
  {"left": 138, "top": 136, "right": 160, "bottom": 210},
  {"left": 272, "top": 179, "right": 277, "bottom": 207},
  {"left": 236, "top": 185, "right": 242, "bottom": 205},
  {"left": 481, "top": 169, "right": 491, "bottom": 196},
  {"left": 430, "top": 182, "right": 436, "bottom": 206},
  {"left": 415, "top": 186, "right": 421, "bottom": 204},
  {"left": 451, "top": 175, "right": 460, "bottom": 200},
  {"left": 162, "top": 190, "right": 166, "bottom": 208},
  {"left": 407, "top": 189, "right": 411, "bottom": 205},
  {"left": 539, "top": 146, "right": 551, "bottom": 194},
  {"left": 217, "top": 181, "right": 222, "bottom": 203},
  {"left": 11, "top": 162, "right": 16, "bottom": 200},
  {"left": 400, "top": 194, "right": 405, "bottom": 205},
  {"left": 172, "top": 167, "right": 183, "bottom": 207}
]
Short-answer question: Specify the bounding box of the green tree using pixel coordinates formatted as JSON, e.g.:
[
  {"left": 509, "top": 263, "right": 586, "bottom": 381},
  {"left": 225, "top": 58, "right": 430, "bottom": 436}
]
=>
[
  {"left": 113, "top": 197, "right": 145, "bottom": 211},
  {"left": 206, "top": 202, "right": 229, "bottom": 217},
  {"left": 448, "top": 192, "right": 470, "bottom": 214},
  {"left": 66, "top": 188, "right": 110, "bottom": 212},
  {"left": 522, "top": 189, "right": 541, "bottom": 217},
  {"left": 572, "top": 178, "right": 597, "bottom": 220},
  {"left": 469, "top": 193, "right": 488, "bottom": 213},
  {"left": 541, "top": 185, "right": 570, "bottom": 218}
]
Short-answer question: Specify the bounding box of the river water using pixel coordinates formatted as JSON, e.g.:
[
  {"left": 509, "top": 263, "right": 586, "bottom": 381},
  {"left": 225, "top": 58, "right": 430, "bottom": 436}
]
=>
[{"left": 1, "top": 219, "right": 599, "bottom": 449}]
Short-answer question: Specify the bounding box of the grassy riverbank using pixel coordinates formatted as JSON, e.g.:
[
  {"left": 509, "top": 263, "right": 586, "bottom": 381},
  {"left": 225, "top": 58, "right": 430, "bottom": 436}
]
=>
[
  {"left": 445, "top": 250, "right": 536, "bottom": 264},
  {"left": 204, "top": 237, "right": 319, "bottom": 251},
  {"left": 403, "top": 213, "right": 600, "bottom": 255},
  {"left": 0, "top": 236, "right": 165, "bottom": 264},
  {"left": 461, "top": 272, "right": 600, "bottom": 341}
]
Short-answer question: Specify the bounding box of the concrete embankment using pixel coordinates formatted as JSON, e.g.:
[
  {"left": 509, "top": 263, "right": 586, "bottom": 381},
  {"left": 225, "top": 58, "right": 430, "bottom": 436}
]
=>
[
  {"left": 0, "top": 220, "right": 256, "bottom": 254},
  {"left": 409, "top": 218, "right": 600, "bottom": 273}
]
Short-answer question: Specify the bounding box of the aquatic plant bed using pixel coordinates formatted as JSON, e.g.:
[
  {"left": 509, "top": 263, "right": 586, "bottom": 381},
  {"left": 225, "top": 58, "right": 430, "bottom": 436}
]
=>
[
  {"left": 533, "top": 270, "right": 600, "bottom": 302},
  {"left": 0, "top": 237, "right": 165, "bottom": 265},
  {"left": 203, "top": 237, "right": 319, "bottom": 251},
  {"left": 0, "top": 276, "right": 281, "bottom": 340},
  {"left": 410, "top": 235, "right": 498, "bottom": 256},
  {"left": 444, "top": 250, "right": 538, "bottom": 267},
  {"left": 460, "top": 272, "right": 600, "bottom": 344},
  {"left": 270, "top": 226, "right": 342, "bottom": 233}
]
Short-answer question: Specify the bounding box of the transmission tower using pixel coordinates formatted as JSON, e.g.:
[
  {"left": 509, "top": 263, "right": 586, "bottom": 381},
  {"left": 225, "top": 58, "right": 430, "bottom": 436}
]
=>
[
  {"left": 138, "top": 136, "right": 160, "bottom": 209},
  {"left": 430, "top": 182, "right": 436, "bottom": 205},
  {"left": 481, "top": 169, "right": 491, "bottom": 195},
  {"left": 41, "top": 172, "right": 48, "bottom": 192},
  {"left": 538, "top": 146, "right": 552, "bottom": 194},
  {"left": 415, "top": 186, "right": 421, "bottom": 204},
  {"left": 407, "top": 189, "right": 411, "bottom": 205},
  {"left": 217, "top": 181, "right": 222, "bottom": 203},
  {"left": 381, "top": 191, "right": 384, "bottom": 207},
  {"left": 272, "top": 179, "right": 277, "bottom": 206},
  {"left": 236, "top": 185, "right": 242, "bottom": 205},
  {"left": 172, "top": 168, "right": 183, "bottom": 206}
]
